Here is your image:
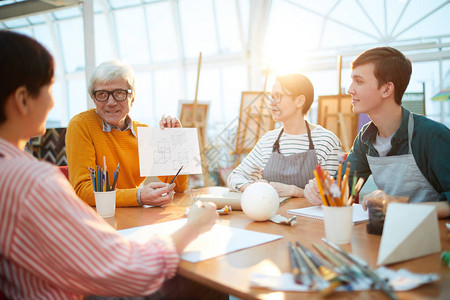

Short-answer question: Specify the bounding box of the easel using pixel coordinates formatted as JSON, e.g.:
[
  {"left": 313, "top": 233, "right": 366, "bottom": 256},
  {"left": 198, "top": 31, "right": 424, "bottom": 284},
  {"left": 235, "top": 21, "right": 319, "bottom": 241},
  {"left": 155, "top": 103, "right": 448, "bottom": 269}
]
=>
[
  {"left": 179, "top": 52, "right": 212, "bottom": 186},
  {"left": 317, "top": 56, "right": 357, "bottom": 152},
  {"left": 233, "top": 66, "right": 275, "bottom": 166}
]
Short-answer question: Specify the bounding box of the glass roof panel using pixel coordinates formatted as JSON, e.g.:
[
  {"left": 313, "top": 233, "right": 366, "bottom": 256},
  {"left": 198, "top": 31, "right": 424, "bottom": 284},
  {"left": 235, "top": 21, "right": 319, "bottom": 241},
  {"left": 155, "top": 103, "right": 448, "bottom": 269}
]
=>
[
  {"left": 58, "top": 18, "right": 85, "bottom": 73},
  {"left": 114, "top": 7, "right": 150, "bottom": 64},
  {"left": 94, "top": 13, "right": 116, "bottom": 63},
  {"left": 329, "top": 0, "right": 381, "bottom": 40},
  {"left": 238, "top": 0, "right": 249, "bottom": 45},
  {"left": 394, "top": 1, "right": 450, "bottom": 40},
  {"left": 108, "top": 0, "right": 142, "bottom": 9},
  {"left": 179, "top": 0, "right": 218, "bottom": 58},
  {"left": 321, "top": 20, "right": 378, "bottom": 49},
  {"left": 93, "top": 0, "right": 103, "bottom": 13},
  {"left": 27, "top": 14, "right": 45, "bottom": 25},
  {"left": 145, "top": 1, "right": 178, "bottom": 62},
  {"left": 33, "top": 24, "right": 57, "bottom": 62},
  {"left": 266, "top": 0, "right": 324, "bottom": 52},
  {"left": 52, "top": 7, "right": 81, "bottom": 20},
  {"left": 0, "top": 0, "right": 18, "bottom": 7},
  {"left": 215, "top": 0, "right": 242, "bottom": 53},
  {"left": 3, "top": 17, "right": 29, "bottom": 28},
  {"left": 284, "top": 0, "right": 342, "bottom": 14}
]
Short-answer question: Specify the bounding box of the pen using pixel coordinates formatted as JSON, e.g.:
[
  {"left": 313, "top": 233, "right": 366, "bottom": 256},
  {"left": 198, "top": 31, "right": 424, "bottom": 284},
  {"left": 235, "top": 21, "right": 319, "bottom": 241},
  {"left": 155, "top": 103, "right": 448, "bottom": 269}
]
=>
[
  {"left": 170, "top": 166, "right": 183, "bottom": 184},
  {"left": 162, "top": 166, "right": 183, "bottom": 197}
]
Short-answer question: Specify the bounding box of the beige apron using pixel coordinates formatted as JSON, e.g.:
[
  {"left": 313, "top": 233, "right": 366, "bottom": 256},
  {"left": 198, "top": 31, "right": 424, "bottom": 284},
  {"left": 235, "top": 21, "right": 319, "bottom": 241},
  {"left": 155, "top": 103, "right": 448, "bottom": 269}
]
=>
[
  {"left": 367, "top": 113, "right": 440, "bottom": 203},
  {"left": 263, "top": 121, "right": 318, "bottom": 188}
]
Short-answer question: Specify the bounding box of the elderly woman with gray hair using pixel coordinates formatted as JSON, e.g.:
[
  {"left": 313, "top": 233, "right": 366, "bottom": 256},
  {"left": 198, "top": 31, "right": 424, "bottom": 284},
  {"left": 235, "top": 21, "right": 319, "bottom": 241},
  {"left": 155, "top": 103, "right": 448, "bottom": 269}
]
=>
[{"left": 66, "top": 60, "right": 187, "bottom": 207}]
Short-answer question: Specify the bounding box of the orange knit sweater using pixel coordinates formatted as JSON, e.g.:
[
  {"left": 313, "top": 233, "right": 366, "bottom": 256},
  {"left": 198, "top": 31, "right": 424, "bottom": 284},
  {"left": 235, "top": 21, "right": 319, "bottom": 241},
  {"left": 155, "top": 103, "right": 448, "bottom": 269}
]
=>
[{"left": 65, "top": 109, "right": 187, "bottom": 207}]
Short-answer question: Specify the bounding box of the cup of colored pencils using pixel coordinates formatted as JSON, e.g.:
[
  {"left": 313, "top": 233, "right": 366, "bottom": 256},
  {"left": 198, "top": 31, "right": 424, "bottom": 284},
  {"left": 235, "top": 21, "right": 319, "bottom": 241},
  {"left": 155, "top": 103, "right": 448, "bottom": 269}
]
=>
[
  {"left": 314, "top": 164, "right": 364, "bottom": 244},
  {"left": 89, "top": 158, "right": 120, "bottom": 218}
]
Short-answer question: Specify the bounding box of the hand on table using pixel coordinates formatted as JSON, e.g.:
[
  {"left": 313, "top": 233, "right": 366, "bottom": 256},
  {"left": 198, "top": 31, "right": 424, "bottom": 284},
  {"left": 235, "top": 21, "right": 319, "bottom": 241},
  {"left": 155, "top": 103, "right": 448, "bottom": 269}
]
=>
[
  {"left": 140, "top": 182, "right": 175, "bottom": 206},
  {"left": 239, "top": 179, "right": 268, "bottom": 192},
  {"left": 361, "top": 190, "right": 408, "bottom": 210},
  {"left": 269, "top": 182, "right": 303, "bottom": 198},
  {"left": 304, "top": 178, "right": 323, "bottom": 205},
  {"left": 160, "top": 115, "right": 182, "bottom": 128}
]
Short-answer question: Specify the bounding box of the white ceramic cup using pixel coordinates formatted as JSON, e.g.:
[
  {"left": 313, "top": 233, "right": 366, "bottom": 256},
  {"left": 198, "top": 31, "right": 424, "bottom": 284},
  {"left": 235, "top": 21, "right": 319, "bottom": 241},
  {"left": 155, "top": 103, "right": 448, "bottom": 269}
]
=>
[
  {"left": 94, "top": 190, "right": 117, "bottom": 218},
  {"left": 323, "top": 205, "right": 353, "bottom": 244}
]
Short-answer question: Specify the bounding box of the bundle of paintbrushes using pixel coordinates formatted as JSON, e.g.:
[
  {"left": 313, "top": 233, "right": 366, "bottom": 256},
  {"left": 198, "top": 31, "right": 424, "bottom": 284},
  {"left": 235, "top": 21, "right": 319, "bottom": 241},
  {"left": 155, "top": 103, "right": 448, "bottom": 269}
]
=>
[
  {"left": 288, "top": 239, "right": 398, "bottom": 299},
  {"left": 313, "top": 164, "right": 365, "bottom": 207}
]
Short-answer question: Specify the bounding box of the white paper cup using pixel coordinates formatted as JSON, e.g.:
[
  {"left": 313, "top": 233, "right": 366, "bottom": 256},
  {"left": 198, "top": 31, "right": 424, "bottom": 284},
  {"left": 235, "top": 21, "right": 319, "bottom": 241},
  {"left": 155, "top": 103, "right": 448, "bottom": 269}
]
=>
[
  {"left": 323, "top": 205, "right": 353, "bottom": 244},
  {"left": 94, "top": 190, "right": 116, "bottom": 218}
]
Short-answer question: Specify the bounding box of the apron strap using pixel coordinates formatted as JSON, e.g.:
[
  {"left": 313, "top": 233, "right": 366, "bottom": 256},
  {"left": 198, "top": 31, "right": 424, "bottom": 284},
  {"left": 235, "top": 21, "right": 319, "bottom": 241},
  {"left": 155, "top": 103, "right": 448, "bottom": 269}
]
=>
[
  {"left": 272, "top": 128, "right": 284, "bottom": 153},
  {"left": 407, "top": 112, "right": 414, "bottom": 154},
  {"left": 306, "top": 121, "right": 314, "bottom": 150},
  {"left": 272, "top": 120, "right": 315, "bottom": 153}
]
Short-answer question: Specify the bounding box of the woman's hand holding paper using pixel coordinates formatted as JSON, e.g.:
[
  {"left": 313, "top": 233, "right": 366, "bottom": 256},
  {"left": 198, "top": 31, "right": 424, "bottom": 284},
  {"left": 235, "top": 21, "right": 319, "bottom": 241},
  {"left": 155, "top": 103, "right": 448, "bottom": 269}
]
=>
[{"left": 140, "top": 182, "right": 175, "bottom": 206}]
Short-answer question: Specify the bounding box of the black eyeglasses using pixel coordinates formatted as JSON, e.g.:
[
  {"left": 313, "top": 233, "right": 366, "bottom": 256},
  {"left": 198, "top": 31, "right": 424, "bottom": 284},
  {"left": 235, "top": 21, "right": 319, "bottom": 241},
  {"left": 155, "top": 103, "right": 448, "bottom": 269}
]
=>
[
  {"left": 93, "top": 89, "right": 132, "bottom": 102},
  {"left": 266, "top": 92, "right": 285, "bottom": 104}
]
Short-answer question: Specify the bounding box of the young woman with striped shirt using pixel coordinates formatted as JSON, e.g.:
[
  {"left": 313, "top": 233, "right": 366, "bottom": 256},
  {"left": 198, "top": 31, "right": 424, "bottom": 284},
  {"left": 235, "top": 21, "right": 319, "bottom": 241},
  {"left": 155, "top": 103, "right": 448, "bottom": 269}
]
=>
[
  {"left": 0, "top": 30, "right": 218, "bottom": 300},
  {"left": 228, "top": 74, "right": 342, "bottom": 198}
]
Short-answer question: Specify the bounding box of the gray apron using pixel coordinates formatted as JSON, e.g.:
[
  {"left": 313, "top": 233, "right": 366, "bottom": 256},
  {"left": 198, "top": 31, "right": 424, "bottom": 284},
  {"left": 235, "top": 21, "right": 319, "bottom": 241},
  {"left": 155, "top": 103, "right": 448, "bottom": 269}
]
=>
[
  {"left": 367, "top": 113, "right": 440, "bottom": 203},
  {"left": 263, "top": 121, "right": 318, "bottom": 188}
]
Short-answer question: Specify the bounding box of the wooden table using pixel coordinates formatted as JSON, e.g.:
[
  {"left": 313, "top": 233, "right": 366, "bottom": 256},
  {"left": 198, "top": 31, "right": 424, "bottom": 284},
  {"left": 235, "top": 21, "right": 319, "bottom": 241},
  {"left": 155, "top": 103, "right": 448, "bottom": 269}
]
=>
[{"left": 108, "top": 189, "right": 450, "bottom": 300}]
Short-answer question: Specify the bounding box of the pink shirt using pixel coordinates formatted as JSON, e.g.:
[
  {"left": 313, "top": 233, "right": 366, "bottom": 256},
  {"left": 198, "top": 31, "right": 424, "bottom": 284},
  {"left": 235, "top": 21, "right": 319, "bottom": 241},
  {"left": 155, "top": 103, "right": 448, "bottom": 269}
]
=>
[{"left": 0, "top": 138, "right": 179, "bottom": 299}]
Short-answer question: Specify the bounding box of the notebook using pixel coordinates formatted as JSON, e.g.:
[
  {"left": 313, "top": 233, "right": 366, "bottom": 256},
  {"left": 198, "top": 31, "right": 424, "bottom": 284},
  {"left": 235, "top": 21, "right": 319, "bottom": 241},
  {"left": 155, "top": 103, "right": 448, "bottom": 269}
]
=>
[{"left": 287, "top": 204, "right": 369, "bottom": 224}]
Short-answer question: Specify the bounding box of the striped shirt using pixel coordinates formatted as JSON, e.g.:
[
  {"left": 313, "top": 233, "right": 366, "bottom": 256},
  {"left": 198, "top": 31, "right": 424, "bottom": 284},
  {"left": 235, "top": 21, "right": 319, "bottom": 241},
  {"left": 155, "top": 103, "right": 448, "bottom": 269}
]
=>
[
  {"left": 0, "top": 138, "right": 178, "bottom": 299},
  {"left": 228, "top": 126, "right": 342, "bottom": 191}
]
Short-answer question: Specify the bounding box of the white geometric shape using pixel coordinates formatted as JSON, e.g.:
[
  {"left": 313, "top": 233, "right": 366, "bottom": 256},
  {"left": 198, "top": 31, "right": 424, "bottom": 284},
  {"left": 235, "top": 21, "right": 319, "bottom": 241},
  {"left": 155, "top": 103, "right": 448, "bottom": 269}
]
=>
[{"left": 377, "top": 203, "right": 441, "bottom": 266}]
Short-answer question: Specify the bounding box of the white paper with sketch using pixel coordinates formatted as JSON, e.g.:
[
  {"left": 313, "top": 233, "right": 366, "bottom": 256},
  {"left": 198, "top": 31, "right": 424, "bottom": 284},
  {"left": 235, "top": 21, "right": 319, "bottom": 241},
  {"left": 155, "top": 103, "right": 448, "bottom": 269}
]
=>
[
  {"left": 137, "top": 127, "right": 202, "bottom": 176},
  {"left": 118, "top": 218, "right": 283, "bottom": 263}
]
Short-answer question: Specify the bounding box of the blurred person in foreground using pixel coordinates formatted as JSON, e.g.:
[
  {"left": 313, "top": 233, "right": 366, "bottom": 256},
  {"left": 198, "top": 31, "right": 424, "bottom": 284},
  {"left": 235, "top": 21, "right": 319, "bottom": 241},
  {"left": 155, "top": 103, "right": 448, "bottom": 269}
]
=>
[
  {"left": 66, "top": 60, "right": 188, "bottom": 207},
  {"left": 304, "top": 47, "right": 450, "bottom": 218},
  {"left": 0, "top": 30, "right": 219, "bottom": 299},
  {"left": 228, "top": 73, "right": 342, "bottom": 197}
]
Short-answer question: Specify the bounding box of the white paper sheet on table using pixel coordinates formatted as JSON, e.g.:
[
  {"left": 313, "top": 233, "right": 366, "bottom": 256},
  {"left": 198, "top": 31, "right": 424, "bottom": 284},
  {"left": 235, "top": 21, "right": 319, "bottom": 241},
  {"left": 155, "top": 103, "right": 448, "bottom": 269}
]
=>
[
  {"left": 118, "top": 218, "right": 283, "bottom": 263},
  {"left": 137, "top": 127, "right": 202, "bottom": 176}
]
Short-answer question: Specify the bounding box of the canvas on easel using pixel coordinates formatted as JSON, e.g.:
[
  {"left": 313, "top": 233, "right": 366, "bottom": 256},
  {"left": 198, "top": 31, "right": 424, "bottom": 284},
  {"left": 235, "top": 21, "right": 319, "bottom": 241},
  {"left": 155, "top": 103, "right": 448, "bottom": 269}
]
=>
[
  {"left": 233, "top": 91, "right": 276, "bottom": 166},
  {"left": 317, "top": 94, "right": 358, "bottom": 152},
  {"left": 179, "top": 101, "right": 209, "bottom": 149}
]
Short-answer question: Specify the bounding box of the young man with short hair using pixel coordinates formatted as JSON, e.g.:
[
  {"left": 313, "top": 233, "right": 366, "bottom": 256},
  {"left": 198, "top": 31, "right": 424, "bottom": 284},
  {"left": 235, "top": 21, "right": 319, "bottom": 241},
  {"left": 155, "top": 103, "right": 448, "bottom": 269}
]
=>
[{"left": 304, "top": 47, "right": 450, "bottom": 218}]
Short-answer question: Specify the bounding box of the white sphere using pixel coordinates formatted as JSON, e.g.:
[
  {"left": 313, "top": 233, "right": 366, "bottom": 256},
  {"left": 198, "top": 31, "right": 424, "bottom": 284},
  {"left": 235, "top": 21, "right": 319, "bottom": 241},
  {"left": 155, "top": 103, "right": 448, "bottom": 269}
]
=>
[{"left": 241, "top": 182, "right": 279, "bottom": 221}]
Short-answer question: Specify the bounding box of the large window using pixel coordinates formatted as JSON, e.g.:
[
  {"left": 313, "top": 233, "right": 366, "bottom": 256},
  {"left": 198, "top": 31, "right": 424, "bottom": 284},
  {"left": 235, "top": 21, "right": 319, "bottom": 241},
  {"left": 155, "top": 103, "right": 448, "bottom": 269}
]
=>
[{"left": 1, "top": 0, "right": 449, "bottom": 132}]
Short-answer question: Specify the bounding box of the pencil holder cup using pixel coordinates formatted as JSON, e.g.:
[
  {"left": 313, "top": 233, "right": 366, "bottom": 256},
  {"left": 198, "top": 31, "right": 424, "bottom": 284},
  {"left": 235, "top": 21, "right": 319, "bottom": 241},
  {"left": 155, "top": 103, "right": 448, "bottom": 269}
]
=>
[
  {"left": 94, "top": 190, "right": 117, "bottom": 218},
  {"left": 323, "top": 205, "right": 353, "bottom": 244}
]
